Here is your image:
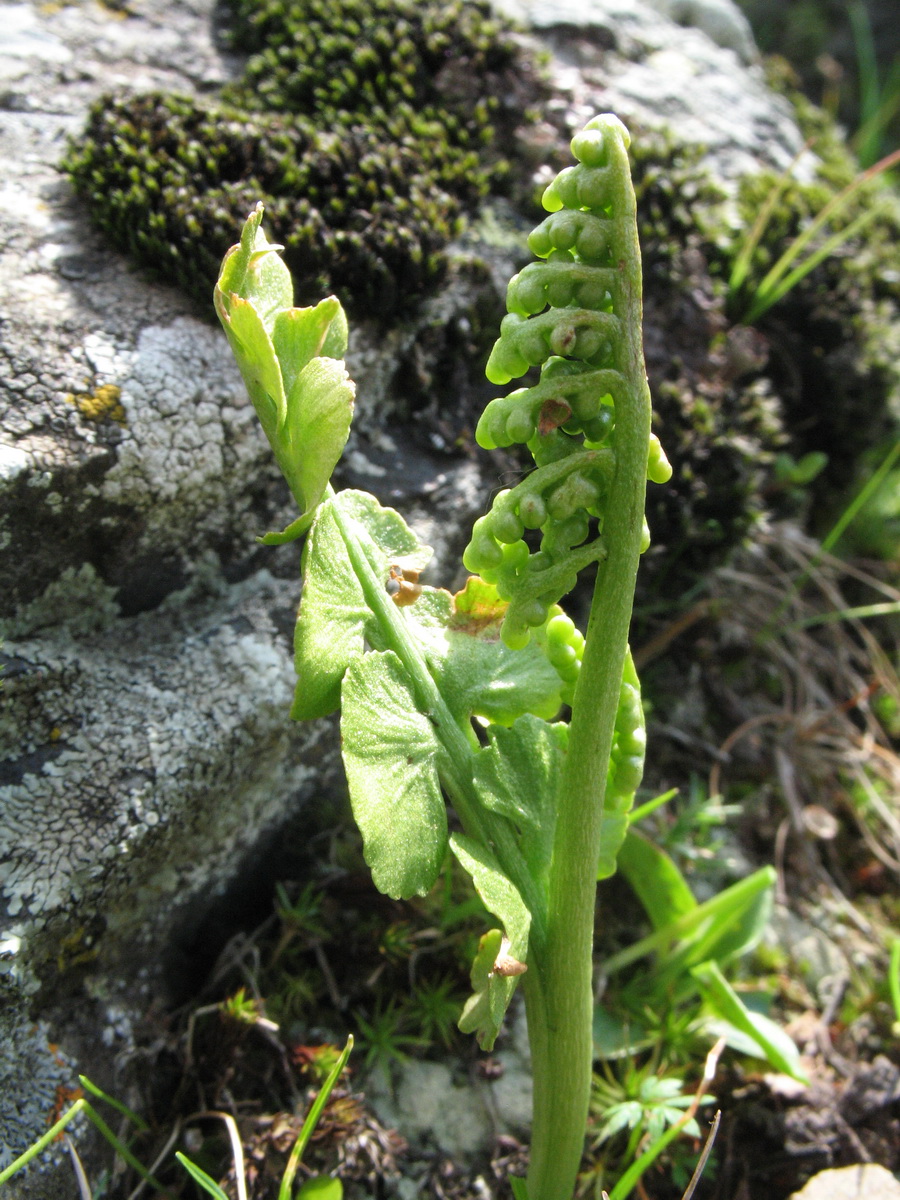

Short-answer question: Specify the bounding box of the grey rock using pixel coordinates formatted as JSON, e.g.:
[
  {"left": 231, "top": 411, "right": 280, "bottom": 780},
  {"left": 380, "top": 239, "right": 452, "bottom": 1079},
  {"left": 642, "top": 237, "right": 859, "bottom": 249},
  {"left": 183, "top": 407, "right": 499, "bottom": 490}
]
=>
[
  {"left": 789, "top": 1164, "right": 900, "bottom": 1200},
  {"left": 366, "top": 1061, "right": 493, "bottom": 1159},
  {"left": 1, "top": 566, "right": 314, "bottom": 934},
  {"left": 365, "top": 1005, "right": 535, "bottom": 1161},
  {"left": 766, "top": 907, "right": 851, "bottom": 1002},
  {"left": 496, "top": 0, "right": 815, "bottom": 186},
  {"left": 491, "top": 1008, "right": 534, "bottom": 1135},
  {"left": 839, "top": 1056, "right": 900, "bottom": 1125},
  {"left": 397, "top": 1062, "right": 492, "bottom": 1159},
  {"left": 0, "top": 980, "right": 78, "bottom": 1178},
  {"left": 0, "top": 564, "right": 334, "bottom": 1171},
  {"left": 648, "top": 0, "right": 757, "bottom": 62}
]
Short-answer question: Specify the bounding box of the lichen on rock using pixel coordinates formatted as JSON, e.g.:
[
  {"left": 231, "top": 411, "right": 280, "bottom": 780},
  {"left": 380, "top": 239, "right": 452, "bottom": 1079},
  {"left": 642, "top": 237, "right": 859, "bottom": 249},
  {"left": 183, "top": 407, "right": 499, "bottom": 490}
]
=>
[
  {"left": 0, "top": 984, "right": 78, "bottom": 1175},
  {"left": 0, "top": 566, "right": 321, "bottom": 963}
]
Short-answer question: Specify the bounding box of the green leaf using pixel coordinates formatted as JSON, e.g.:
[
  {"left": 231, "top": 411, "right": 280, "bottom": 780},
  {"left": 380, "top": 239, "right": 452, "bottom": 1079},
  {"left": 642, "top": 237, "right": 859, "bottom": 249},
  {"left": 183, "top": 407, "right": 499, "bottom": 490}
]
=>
[
  {"left": 222, "top": 292, "right": 287, "bottom": 436},
  {"left": 272, "top": 297, "right": 345, "bottom": 400},
  {"left": 409, "top": 578, "right": 564, "bottom": 726},
  {"left": 450, "top": 833, "right": 530, "bottom": 963},
  {"left": 279, "top": 355, "right": 354, "bottom": 518},
  {"left": 293, "top": 505, "right": 562, "bottom": 726},
  {"left": 259, "top": 513, "right": 314, "bottom": 546},
  {"left": 451, "top": 832, "right": 531, "bottom": 1050},
  {"left": 603, "top": 866, "right": 776, "bottom": 982},
  {"left": 651, "top": 870, "right": 775, "bottom": 987},
  {"left": 215, "top": 205, "right": 354, "bottom": 523},
  {"left": 471, "top": 715, "right": 563, "bottom": 886},
  {"left": 214, "top": 202, "right": 293, "bottom": 333},
  {"left": 458, "top": 928, "right": 505, "bottom": 1048},
  {"left": 701, "top": 877, "right": 773, "bottom": 966},
  {"left": 341, "top": 650, "right": 447, "bottom": 899},
  {"left": 692, "top": 961, "right": 807, "bottom": 1081},
  {"left": 295, "top": 1179, "right": 343, "bottom": 1200},
  {"left": 292, "top": 502, "right": 370, "bottom": 719},
  {"left": 616, "top": 831, "right": 696, "bottom": 927},
  {"left": 175, "top": 1153, "right": 230, "bottom": 1200},
  {"left": 292, "top": 491, "right": 432, "bottom": 719}
]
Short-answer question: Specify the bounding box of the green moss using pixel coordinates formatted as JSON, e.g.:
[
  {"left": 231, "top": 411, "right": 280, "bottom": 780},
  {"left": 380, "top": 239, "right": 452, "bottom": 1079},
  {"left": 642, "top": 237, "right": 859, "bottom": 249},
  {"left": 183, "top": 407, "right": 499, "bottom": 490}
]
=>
[
  {"left": 225, "top": 0, "right": 525, "bottom": 138},
  {"left": 627, "top": 131, "right": 726, "bottom": 263},
  {"left": 64, "top": 0, "right": 540, "bottom": 317},
  {"left": 625, "top": 131, "right": 788, "bottom": 581},
  {"left": 719, "top": 132, "right": 900, "bottom": 503}
]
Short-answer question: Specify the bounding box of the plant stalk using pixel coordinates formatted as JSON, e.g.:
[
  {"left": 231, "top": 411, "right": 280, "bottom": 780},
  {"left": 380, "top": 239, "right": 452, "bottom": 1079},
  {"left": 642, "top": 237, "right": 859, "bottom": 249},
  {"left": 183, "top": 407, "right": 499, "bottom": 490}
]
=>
[{"left": 524, "top": 162, "right": 651, "bottom": 1200}]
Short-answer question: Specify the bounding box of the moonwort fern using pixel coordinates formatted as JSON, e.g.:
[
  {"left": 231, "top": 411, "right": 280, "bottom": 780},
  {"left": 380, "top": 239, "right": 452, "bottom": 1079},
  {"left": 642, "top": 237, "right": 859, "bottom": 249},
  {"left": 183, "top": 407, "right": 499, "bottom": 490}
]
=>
[{"left": 215, "top": 113, "right": 671, "bottom": 1200}]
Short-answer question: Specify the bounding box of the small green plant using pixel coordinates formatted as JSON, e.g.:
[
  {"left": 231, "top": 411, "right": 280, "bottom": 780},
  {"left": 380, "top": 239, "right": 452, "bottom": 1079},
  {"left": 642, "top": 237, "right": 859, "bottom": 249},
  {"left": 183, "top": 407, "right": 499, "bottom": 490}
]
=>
[
  {"left": 597, "top": 828, "right": 803, "bottom": 1080},
  {"left": 211, "top": 114, "right": 800, "bottom": 1200},
  {"left": 213, "top": 113, "right": 672, "bottom": 1199},
  {"left": 847, "top": 0, "right": 900, "bottom": 167},
  {"left": 408, "top": 975, "right": 466, "bottom": 1048},
  {"left": 728, "top": 142, "right": 900, "bottom": 324},
  {"left": 220, "top": 985, "right": 266, "bottom": 1025},
  {"left": 354, "top": 998, "right": 428, "bottom": 1071},
  {"left": 177, "top": 1035, "right": 353, "bottom": 1200},
  {"left": 275, "top": 881, "right": 326, "bottom": 938},
  {"left": 590, "top": 1061, "right": 710, "bottom": 1162}
]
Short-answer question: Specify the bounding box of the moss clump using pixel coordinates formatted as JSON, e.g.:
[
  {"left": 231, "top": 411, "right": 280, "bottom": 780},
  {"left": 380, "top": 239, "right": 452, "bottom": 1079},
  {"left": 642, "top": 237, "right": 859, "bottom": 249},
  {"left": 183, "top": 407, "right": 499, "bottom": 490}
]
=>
[
  {"left": 225, "top": 0, "right": 527, "bottom": 140},
  {"left": 64, "top": 0, "right": 540, "bottom": 317}
]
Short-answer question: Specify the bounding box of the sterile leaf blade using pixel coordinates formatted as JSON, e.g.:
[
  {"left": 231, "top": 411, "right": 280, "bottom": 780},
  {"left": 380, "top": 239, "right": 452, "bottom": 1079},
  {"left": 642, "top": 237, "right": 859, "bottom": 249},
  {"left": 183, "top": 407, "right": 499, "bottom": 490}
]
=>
[{"left": 341, "top": 651, "right": 448, "bottom": 900}]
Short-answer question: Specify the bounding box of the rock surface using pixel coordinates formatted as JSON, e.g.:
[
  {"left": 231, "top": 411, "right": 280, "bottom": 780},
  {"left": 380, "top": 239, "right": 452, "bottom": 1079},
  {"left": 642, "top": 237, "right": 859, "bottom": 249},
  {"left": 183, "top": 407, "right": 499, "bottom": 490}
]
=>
[
  {"left": 496, "top": 0, "right": 812, "bottom": 186},
  {"left": 789, "top": 1163, "right": 900, "bottom": 1200},
  {"left": 0, "top": 0, "right": 840, "bottom": 1188}
]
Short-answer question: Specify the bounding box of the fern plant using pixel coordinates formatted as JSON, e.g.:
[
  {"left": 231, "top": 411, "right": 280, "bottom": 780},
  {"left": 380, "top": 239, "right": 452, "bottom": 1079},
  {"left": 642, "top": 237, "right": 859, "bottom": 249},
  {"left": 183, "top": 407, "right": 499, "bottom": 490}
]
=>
[{"left": 214, "top": 113, "right": 671, "bottom": 1200}]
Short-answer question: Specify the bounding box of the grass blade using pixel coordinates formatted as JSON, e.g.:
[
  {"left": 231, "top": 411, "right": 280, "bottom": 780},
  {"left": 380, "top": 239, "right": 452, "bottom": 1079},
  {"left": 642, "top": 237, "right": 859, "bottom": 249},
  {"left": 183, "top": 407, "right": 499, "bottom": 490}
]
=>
[
  {"left": 745, "top": 208, "right": 876, "bottom": 322},
  {"left": 627, "top": 788, "right": 679, "bottom": 828},
  {"left": 79, "top": 1074, "right": 149, "bottom": 1131},
  {"left": 0, "top": 1099, "right": 88, "bottom": 1184},
  {"left": 64, "top": 1134, "right": 94, "bottom": 1200},
  {"left": 278, "top": 1035, "right": 353, "bottom": 1200},
  {"left": 83, "top": 1105, "right": 170, "bottom": 1194},
  {"left": 175, "top": 1152, "right": 231, "bottom": 1200},
  {"left": 822, "top": 438, "right": 900, "bottom": 554},
  {"left": 745, "top": 146, "right": 900, "bottom": 322},
  {"left": 786, "top": 599, "right": 900, "bottom": 631},
  {"left": 728, "top": 139, "right": 814, "bottom": 297},
  {"left": 849, "top": 0, "right": 881, "bottom": 167},
  {"left": 889, "top": 939, "right": 900, "bottom": 1029}
]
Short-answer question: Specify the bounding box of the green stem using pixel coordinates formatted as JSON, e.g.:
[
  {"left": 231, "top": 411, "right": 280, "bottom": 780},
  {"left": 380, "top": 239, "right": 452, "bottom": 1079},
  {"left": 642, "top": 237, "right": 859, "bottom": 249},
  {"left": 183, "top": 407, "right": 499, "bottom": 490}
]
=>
[
  {"left": 0, "top": 1101, "right": 89, "bottom": 1184},
  {"left": 329, "top": 493, "right": 547, "bottom": 937},
  {"left": 525, "top": 140, "right": 651, "bottom": 1200}
]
